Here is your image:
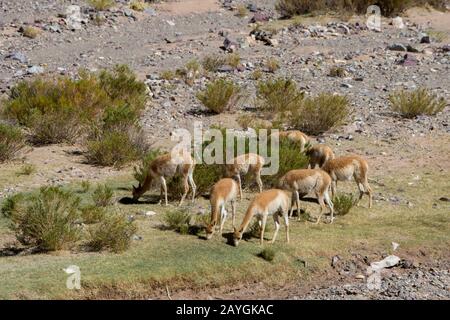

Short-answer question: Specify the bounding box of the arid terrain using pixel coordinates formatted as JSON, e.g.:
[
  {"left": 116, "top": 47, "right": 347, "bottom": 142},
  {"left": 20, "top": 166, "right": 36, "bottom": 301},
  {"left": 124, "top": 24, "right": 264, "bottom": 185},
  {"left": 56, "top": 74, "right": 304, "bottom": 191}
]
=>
[{"left": 0, "top": 0, "right": 449, "bottom": 300}]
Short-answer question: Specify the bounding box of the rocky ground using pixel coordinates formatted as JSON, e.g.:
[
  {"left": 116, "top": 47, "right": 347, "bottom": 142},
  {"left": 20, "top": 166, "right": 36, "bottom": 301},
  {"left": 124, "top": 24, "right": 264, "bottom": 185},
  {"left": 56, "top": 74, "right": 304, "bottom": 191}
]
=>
[{"left": 0, "top": 0, "right": 449, "bottom": 300}]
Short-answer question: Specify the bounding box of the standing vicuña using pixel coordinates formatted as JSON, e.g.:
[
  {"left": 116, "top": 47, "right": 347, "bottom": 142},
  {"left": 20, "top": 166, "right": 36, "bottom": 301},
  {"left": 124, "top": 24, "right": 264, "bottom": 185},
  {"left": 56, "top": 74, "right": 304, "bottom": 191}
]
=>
[
  {"left": 132, "top": 151, "right": 196, "bottom": 206},
  {"left": 279, "top": 169, "right": 334, "bottom": 224},
  {"left": 225, "top": 153, "right": 264, "bottom": 199},
  {"left": 206, "top": 178, "right": 238, "bottom": 240},
  {"left": 233, "top": 189, "right": 290, "bottom": 246},
  {"left": 322, "top": 155, "right": 373, "bottom": 208},
  {"left": 271, "top": 130, "right": 310, "bottom": 152},
  {"left": 306, "top": 144, "right": 335, "bottom": 169}
]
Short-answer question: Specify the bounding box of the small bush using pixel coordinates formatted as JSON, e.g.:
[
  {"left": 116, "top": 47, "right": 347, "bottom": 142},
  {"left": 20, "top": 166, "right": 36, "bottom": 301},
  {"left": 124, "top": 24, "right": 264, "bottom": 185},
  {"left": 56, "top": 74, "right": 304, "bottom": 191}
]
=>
[
  {"left": 236, "top": 4, "right": 249, "bottom": 17},
  {"left": 88, "top": 212, "right": 137, "bottom": 253},
  {"left": 251, "top": 69, "right": 263, "bottom": 80},
  {"left": 163, "top": 210, "right": 192, "bottom": 232},
  {"left": 85, "top": 130, "right": 144, "bottom": 167},
  {"left": 16, "top": 164, "right": 36, "bottom": 176},
  {"left": 226, "top": 53, "right": 241, "bottom": 68},
  {"left": 88, "top": 0, "right": 115, "bottom": 11},
  {"left": 328, "top": 66, "right": 347, "bottom": 78},
  {"left": 177, "top": 59, "right": 201, "bottom": 86},
  {"left": 265, "top": 58, "right": 280, "bottom": 73},
  {"left": 160, "top": 70, "right": 175, "bottom": 81},
  {"left": 202, "top": 55, "right": 227, "bottom": 73},
  {"left": 81, "top": 205, "right": 106, "bottom": 224},
  {"left": 289, "top": 93, "right": 350, "bottom": 135},
  {"left": 3, "top": 187, "right": 82, "bottom": 251},
  {"left": 197, "top": 79, "right": 242, "bottom": 114},
  {"left": 389, "top": 88, "right": 446, "bottom": 119},
  {"left": 333, "top": 193, "right": 357, "bottom": 216},
  {"left": 258, "top": 248, "right": 276, "bottom": 262},
  {"left": 92, "top": 184, "right": 114, "bottom": 207},
  {"left": 0, "top": 123, "right": 25, "bottom": 163},
  {"left": 22, "top": 26, "right": 41, "bottom": 39},
  {"left": 256, "top": 78, "right": 304, "bottom": 114},
  {"left": 130, "top": 0, "right": 146, "bottom": 11}
]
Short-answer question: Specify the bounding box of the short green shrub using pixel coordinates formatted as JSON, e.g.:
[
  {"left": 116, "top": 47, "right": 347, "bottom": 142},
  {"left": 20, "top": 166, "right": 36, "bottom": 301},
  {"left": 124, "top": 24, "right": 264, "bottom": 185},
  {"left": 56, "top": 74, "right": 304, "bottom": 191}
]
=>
[
  {"left": 163, "top": 209, "right": 192, "bottom": 232},
  {"left": 3, "top": 65, "right": 147, "bottom": 145},
  {"left": 16, "top": 164, "right": 36, "bottom": 176},
  {"left": 92, "top": 184, "right": 114, "bottom": 207},
  {"left": 2, "top": 187, "right": 82, "bottom": 251},
  {"left": 160, "top": 70, "right": 176, "bottom": 81},
  {"left": 88, "top": 212, "right": 137, "bottom": 253},
  {"left": 265, "top": 58, "right": 280, "bottom": 73},
  {"left": 81, "top": 205, "right": 106, "bottom": 224},
  {"left": 226, "top": 53, "right": 241, "bottom": 68},
  {"left": 80, "top": 180, "right": 91, "bottom": 193},
  {"left": 22, "top": 26, "right": 41, "bottom": 39},
  {"left": 289, "top": 93, "right": 350, "bottom": 135},
  {"left": 257, "top": 78, "right": 304, "bottom": 115},
  {"left": 251, "top": 69, "right": 263, "bottom": 81},
  {"left": 202, "top": 55, "right": 227, "bottom": 73},
  {"left": 0, "top": 123, "right": 25, "bottom": 163},
  {"left": 88, "top": 0, "right": 115, "bottom": 11},
  {"left": 389, "top": 88, "right": 446, "bottom": 119},
  {"left": 328, "top": 66, "right": 347, "bottom": 78},
  {"left": 333, "top": 193, "right": 357, "bottom": 216},
  {"left": 197, "top": 79, "right": 242, "bottom": 114},
  {"left": 258, "top": 248, "right": 276, "bottom": 262},
  {"left": 177, "top": 59, "right": 202, "bottom": 86},
  {"left": 85, "top": 130, "right": 145, "bottom": 167}
]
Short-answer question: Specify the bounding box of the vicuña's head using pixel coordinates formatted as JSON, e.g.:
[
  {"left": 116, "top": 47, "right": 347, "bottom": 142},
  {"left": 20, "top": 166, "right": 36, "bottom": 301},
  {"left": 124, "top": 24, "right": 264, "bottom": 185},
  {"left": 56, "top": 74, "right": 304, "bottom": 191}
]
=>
[
  {"left": 232, "top": 227, "right": 242, "bottom": 247},
  {"left": 205, "top": 224, "right": 215, "bottom": 240},
  {"left": 132, "top": 183, "right": 143, "bottom": 201}
]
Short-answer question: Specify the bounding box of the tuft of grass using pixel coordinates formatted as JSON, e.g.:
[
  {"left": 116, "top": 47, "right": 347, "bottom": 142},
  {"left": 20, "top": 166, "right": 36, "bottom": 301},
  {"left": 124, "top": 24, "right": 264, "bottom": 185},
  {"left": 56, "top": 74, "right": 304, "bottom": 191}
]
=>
[
  {"left": 88, "top": 0, "right": 115, "bottom": 11},
  {"left": 163, "top": 209, "right": 192, "bottom": 232},
  {"left": 226, "top": 53, "right": 241, "bottom": 68},
  {"left": 130, "top": 0, "right": 146, "bottom": 11},
  {"left": 16, "top": 164, "right": 36, "bottom": 176},
  {"left": 256, "top": 78, "right": 304, "bottom": 114},
  {"left": 196, "top": 79, "right": 243, "bottom": 114},
  {"left": 176, "top": 59, "right": 202, "bottom": 86},
  {"left": 333, "top": 193, "right": 357, "bottom": 216},
  {"left": 426, "top": 29, "right": 448, "bottom": 43},
  {"left": 22, "top": 26, "right": 41, "bottom": 39},
  {"left": 80, "top": 180, "right": 91, "bottom": 193},
  {"left": 389, "top": 88, "right": 447, "bottom": 119},
  {"left": 81, "top": 205, "right": 106, "bottom": 224},
  {"left": 237, "top": 114, "right": 273, "bottom": 130},
  {"left": 251, "top": 69, "right": 263, "bottom": 80},
  {"left": 0, "top": 123, "right": 26, "bottom": 163},
  {"left": 202, "top": 55, "right": 227, "bottom": 73},
  {"left": 160, "top": 70, "right": 175, "bottom": 81},
  {"left": 2, "top": 187, "right": 82, "bottom": 251},
  {"left": 328, "top": 66, "right": 347, "bottom": 78},
  {"left": 265, "top": 58, "right": 280, "bottom": 73},
  {"left": 288, "top": 93, "right": 350, "bottom": 135},
  {"left": 236, "top": 4, "right": 249, "bottom": 17},
  {"left": 258, "top": 248, "right": 276, "bottom": 262},
  {"left": 88, "top": 211, "right": 137, "bottom": 253},
  {"left": 92, "top": 184, "right": 114, "bottom": 207}
]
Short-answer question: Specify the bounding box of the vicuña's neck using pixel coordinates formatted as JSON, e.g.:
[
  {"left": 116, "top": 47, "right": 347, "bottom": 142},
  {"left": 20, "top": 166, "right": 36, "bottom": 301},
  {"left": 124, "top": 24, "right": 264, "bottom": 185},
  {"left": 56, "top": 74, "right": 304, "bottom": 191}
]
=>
[{"left": 238, "top": 203, "right": 257, "bottom": 233}]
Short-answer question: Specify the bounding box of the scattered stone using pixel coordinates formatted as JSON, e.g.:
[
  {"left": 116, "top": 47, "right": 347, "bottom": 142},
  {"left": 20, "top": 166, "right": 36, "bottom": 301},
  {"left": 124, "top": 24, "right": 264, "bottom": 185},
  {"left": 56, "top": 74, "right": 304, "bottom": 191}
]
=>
[
  {"left": 144, "top": 211, "right": 157, "bottom": 217},
  {"left": 223, "top": 37, "right": 238, "bottom": 52},
  {"left": 6, "top": 52, "right": 27, "bottom": 63},
  {"left": 392, "top": 17, "right": 405, "bottom": 29},
  {"left": 370, "top": 255, "right": 401, "bottom": 271},
  {"left": 392, "top": 242, "right": 400, "bottom": 251},
  {"left": 249, "top": 12, "right": 270, "bottom": 23},
  {"left": 27, "top": 66, "right": 44, "bottom": 74},
  {"left": 398, "top": 54, "right": 418, "bottom": 66},
  {"left": 65, "top": 5, "right": 82, "bottom": 30},
  {"left": 388, "top": 43, "right": 407, "bottom": 52},
  {"left": 144, "top": 8, "right": 157, "bottom": 16}
]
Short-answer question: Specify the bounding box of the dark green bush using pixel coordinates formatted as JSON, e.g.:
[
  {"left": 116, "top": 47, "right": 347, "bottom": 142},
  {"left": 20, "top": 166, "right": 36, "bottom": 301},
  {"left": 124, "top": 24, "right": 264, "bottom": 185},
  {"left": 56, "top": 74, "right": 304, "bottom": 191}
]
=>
[
  {"left": 0, "top": 123, "right": 25, "bottom": 162},
  {"left": 288, "top": 93, "right": 350, "bottom": 135},
  {"left": 197, "top": 79, "right": 242, "bottom": 114},
  {"left": 333, "top": 193, "right": 358, "bottom": 216},
  {"left": 258, "top": 248, "right": 276, "bottom": 262},
  {"left": 257, "top": 78, "right": 304, "bottom": 115},
  {"left": 88, "top": 212, "right": 137, "bottom": 253},
  {"left": 163, "top": 209, "right": 192, "bottom": 232},
  {"left": 389, "top": 88, "right": 446, "bottom": 118},
  {"left": 2, "top": 187, "right": 82, "bottom": 251}
]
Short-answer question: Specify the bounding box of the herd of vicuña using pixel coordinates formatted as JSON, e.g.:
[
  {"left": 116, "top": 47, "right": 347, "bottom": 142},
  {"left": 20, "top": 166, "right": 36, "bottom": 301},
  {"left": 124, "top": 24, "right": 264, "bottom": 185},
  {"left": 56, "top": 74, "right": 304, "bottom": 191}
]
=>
[{"left": 132, "top": 130, "right": 373, "bottom": 247}]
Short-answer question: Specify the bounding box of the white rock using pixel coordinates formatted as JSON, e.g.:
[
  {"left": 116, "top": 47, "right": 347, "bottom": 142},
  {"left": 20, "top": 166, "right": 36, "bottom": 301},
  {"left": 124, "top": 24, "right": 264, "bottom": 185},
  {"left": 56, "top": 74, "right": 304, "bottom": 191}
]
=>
[
  {"left": 370, "top": 255, "right": 401, "bottom": 271},
  {"left": 144, "top": 211, "right": 157, "bottom": 217},
  {"left": 66, "top": 5, "right": 82, "bottom": 30},
  {"left": 392, "top": 17, "right": 405, "bottom": 29}
]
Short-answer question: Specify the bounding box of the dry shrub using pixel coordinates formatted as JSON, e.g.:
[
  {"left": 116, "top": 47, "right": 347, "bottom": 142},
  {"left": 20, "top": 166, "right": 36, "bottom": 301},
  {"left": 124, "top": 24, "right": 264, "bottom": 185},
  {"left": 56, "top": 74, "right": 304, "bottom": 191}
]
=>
[
  {"left": 0, "top": 123, "right": 25, "bottom": 163},
  {"left": 197, "top": 79, "right": 243, "bottom": 114},
  {"left": 389, "top": 88, "right": 446, "bottom": 118}
]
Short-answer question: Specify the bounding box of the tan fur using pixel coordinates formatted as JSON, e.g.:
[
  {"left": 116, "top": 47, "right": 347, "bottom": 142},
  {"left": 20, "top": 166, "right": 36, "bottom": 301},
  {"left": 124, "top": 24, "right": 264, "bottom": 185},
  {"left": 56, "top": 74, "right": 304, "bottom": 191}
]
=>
[
  {"left": 306, "top": 144, "right": 335, "bottom": 169},
  {"left": 322, "top": 155, "right": 373, "bottom": 208},
  {"left": 132, "top": 151, "right": 196, "bottom": 206},
  {"left": 206, "top": 178, "right": 238, "bottom": 240},
  {"left": 272, "top": 130, "right": 310, "bottom": 152},
  {"left": 225, "top": 153, "right": 265, "bottom": 199},
  {"left": 279, "top": 169, "right": 334, "bottom": 224},
  {"left": 233, "top": 189, "right": 290, "bottom": 246}
]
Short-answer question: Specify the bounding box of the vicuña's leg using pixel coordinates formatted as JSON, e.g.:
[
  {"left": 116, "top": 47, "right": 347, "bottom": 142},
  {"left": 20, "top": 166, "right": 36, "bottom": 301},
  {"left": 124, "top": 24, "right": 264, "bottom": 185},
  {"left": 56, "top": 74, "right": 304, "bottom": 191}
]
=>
[
  {"left": 160, "top": 176, "right": 168, "bottom": 206},
  {"left": 331, "top": 180, "right": 337, "bottom": 198},
  {"left": 236, "top": 174, "right": 243, "bottom": 200},
  {"left": 256, "top": 170, "right": 263, "bottom": 193},
  {"left": 179, "top": 174, "right": 189, "bottom": 206},
  {"left": 295, "top": 191, "right": 301, "bottom": 221},
  {"left": 188, "top": 170, "right": 196, "bottom": 202},
  {"left": 283, "top": 210, "right": 290, "bottom": 243},
  {"left": 315, "top": 193, "right": 326, "bottom": 224},
  {"left": 324, "top": 190, "right": 334, "bottom": 223},
  {"left": 231, "top": 200, "right": 236, "bottom": 228},
  {"left": 363, "top": 179, "right": 373, "bottom": 208},
  {"left": 260, "top": 213, "right": 268, "bottom": 246},
  {"left": 219, "top": 205, "right": 227, "bottom": 234},
  {"left": 271, "top": 213, "right": 280, "bottom": 244}
]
